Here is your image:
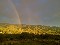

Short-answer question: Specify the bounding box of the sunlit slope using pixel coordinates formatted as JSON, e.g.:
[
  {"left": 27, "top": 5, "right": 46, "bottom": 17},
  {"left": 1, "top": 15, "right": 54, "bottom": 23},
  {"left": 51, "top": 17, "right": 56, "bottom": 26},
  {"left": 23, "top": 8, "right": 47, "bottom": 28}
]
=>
[{"left": 0, "top": 23, "right": 60, "bottom": 35}]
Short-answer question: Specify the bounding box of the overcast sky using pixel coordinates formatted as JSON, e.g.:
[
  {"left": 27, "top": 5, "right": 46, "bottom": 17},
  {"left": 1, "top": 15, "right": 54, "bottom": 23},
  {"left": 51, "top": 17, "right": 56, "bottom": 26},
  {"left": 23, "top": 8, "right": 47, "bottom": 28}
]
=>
[{"left": 0, "top": 0, "right": 60, "bottom": 26}]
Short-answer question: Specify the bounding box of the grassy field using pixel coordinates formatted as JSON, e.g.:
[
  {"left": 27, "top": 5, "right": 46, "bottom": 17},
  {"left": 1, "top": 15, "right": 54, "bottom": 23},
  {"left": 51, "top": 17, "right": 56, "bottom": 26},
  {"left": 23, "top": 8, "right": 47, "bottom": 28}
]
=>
[{"left": 0, "top": 40, "right": 60, "bottom": 45}]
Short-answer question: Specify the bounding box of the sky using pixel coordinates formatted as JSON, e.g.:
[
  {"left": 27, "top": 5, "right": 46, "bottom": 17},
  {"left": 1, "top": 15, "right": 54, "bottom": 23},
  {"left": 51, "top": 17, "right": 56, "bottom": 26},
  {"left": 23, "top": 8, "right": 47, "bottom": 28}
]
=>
[{"left": 0, "top": 0, "right": 60, "bottom": 26}]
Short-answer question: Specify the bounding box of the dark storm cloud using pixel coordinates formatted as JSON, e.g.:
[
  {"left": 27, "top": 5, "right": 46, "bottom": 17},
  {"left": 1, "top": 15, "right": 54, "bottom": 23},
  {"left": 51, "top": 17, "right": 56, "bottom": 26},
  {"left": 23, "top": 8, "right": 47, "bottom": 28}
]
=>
[{"left": 0, "top": 0, "right": 60, "bottom": 26}]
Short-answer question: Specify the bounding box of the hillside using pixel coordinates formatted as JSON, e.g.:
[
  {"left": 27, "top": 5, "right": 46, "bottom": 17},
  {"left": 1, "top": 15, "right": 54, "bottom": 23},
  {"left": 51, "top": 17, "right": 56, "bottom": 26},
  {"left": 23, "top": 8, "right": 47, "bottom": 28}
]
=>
[
  {"left": 0, "top": 23, "right": 60, "bottom": 35},
  {"left": 0, "top": 23, "right": 60, "bottom": 45}
]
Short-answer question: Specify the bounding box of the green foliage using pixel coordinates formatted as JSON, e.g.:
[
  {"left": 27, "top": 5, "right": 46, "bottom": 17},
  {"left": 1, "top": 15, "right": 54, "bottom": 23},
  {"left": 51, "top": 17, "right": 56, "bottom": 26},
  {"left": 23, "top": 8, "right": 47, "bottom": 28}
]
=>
[
  {"left": 0, "top": 32, "right": 60, "bottom": 45},
  {"left": 0, "top": 32, "right": 60, "bottom": 41}
]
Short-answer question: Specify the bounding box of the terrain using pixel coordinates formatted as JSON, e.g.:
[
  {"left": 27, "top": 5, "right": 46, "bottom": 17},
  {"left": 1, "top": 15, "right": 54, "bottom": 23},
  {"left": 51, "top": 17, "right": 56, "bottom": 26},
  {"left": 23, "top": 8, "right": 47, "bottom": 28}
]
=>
[{"left": 0, "top": 23, "right": 60, "bottom": 45}]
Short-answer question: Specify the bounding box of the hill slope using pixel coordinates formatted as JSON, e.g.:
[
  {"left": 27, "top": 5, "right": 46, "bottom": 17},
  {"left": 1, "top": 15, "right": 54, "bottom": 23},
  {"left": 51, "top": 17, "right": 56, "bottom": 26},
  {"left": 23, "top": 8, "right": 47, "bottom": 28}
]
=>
[{"left": 0, "top": 23, "right": 60, "bottom": 35}]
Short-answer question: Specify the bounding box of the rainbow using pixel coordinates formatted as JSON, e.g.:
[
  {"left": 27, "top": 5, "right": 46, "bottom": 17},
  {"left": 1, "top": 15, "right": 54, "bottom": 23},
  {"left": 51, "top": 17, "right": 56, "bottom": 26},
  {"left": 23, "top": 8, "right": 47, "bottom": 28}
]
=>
[{"left": 8, "top": 0, "right": 21, "bottom": 24}]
